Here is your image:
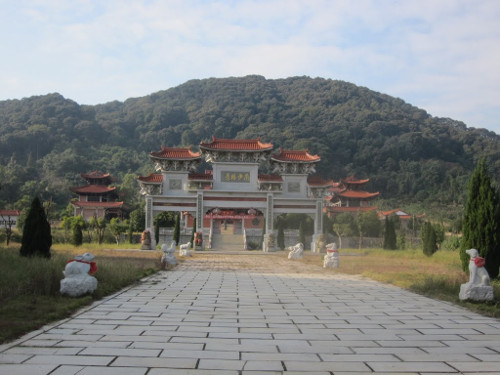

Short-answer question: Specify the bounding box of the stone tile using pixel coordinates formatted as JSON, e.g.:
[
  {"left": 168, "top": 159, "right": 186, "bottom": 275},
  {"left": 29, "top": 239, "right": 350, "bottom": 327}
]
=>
[
  {"left": 243, "top": 360, "right": 284, "bottom": 371},
  {"left": 50, "top": 366, "right": 148, "bottom": 375},
  {"left": 284, "top": 360, "right": 371, "bottom": 372},
  {"left": 148, "top": 369, "right": 238, "bottom": 375},
  {"left": 198, "top": 359, "right": 245, "bottom": 370},
  {"left": 111, "top": 356, "right": 197, "bottom": 368},
  {"left": 368, "top": 361, "right": 457, "bottom": 372},
  {"left": 24, "top": 354, "right": 114, "bottom": 366},
  {"left": 0, "top": 364, "right": 58, "bottom": 375}
]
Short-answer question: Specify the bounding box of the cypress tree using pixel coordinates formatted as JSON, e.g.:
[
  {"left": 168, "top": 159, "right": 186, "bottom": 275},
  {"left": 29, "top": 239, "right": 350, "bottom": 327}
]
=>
[
  {"left": 277, "top": 219, "right": 285, "bottom": 250},
  {"left": 422, "top": 221, "right": 437, "bottom": 256},
  {"left": 190, "top": 218, "right": 196, "bottom": 248},
  {"left": 298, "top": 221, "right": 306, "bottom": 247},
  {"left": 20, "top": 196, "right": 52, "bottom": 258},
  {"left": 383, "top": 217, "right": 397, "bottom": 250},
  {"left": 173, "top": 212, "right": 180, "bottom": 245},
  {"left": 460, "top": 159, "right": 500, "bottom": 278}
]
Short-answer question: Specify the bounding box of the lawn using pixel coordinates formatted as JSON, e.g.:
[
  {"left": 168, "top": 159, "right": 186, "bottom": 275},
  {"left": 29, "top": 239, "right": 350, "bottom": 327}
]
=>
[{"left": 0, "top": 243, "right": 162, "bottom": 344}]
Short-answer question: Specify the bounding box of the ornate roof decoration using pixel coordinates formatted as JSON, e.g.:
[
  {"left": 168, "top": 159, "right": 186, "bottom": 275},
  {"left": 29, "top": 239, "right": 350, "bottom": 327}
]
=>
[
  {"left": 199, "top": 136, "right": 273, "bottom": 152},
  {"left": 137, "top": 173, "right": 163, "bottom": 183},
  {"left": 150, "top": 146, "right": 202, "bottom": 160},
  {"left": 271, "top": 148, "right": 320, "bottom": 163}
]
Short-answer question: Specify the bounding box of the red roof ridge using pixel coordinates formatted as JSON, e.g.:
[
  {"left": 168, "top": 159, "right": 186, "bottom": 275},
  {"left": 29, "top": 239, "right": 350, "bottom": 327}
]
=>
[
  {"left": 199, "top": 136, "right": 273, "bottom": 151},
  {"left": 150, "top": 146, "right": 202, "bottom": 159},
  {"left": 0, "top": 209, "right": 20, "bottom": 216},
  {"left": 137, "top": 173, "right": 163, "bottom": 183},
  {"left": 271, "top": 148, "right": 320, "bottom": 162}
]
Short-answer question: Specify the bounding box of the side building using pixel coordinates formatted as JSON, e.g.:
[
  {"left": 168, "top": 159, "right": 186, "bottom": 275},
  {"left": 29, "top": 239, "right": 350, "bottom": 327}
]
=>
[{"left": 70, "top": 171, "right": 127, "bottom": 220}]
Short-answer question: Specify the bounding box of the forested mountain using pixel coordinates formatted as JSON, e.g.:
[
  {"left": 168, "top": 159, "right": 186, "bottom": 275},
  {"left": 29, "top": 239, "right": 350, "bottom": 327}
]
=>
[{"left": 0, "top": 75, "right": 499, "bottom": 217}]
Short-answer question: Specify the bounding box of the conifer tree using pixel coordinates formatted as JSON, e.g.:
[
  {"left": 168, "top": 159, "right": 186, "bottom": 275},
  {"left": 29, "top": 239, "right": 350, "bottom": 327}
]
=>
[
  {"left": 20, "top": 196, "right": 52, "bottom": 258},
  {"left": 383, "top": 217, "right": 397, "bottom": 250},
  {"left": 277, "top": 219, "right": 285, "bottom": 250},
  {"left": 173, "top": 212, "right": 180, "bottom": 245},
  {"left": 422, "top": 221, "right": 437, "bottom": 256},
  {"left": 460, "top": 159, "right": 500, "bottom": 278}
]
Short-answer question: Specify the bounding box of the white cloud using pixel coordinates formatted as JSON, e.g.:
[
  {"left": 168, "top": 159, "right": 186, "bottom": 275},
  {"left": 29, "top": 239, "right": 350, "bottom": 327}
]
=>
[{"left": 0, "top": 0, "right": 499, "bottom": 132}]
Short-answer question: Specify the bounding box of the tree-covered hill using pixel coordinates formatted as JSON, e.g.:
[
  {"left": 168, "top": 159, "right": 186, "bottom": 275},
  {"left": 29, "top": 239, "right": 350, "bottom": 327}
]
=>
[{"left": 0, "top": 75, "right": 499, "bottom": 215}]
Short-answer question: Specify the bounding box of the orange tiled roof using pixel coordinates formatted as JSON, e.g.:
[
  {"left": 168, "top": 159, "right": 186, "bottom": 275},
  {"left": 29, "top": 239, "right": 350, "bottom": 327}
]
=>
[
  {"left": 137, "top": 173, "right": 163, "bottom": 183},
  {"left": 80, "top": 171, "right": 111, "bottom": 179},
  {"left": 71, "top": 201, "right": 124, "bottom": 208},
  {"left": 0, "top": 209, "right": 20, "bottom": 216},
  {"left": 326, "top": 206, "right": 378, "bottom": 213},
  {"left": 199, "top": 136, "right": 273, "bottom": 152},
  {"left": 307, "top": 175, "right": 333, "bottom": 187},
  {"left": 271, "top": 148, "right": 320, "bottom": 163},
  {"left": 70, "top": 185, "right": 117, "bottom": 194},
  {"left": 339, "top": 190, "right": 379, "bottom": 199},
  {"left": 343, "top": 176, "right": 370, "bottom": 185},
  {"left": 258, "top": 174, "right": 283, "bottom": 182},
  {"left": 150, "top": 146, "right": 202, "bottom": 160}
]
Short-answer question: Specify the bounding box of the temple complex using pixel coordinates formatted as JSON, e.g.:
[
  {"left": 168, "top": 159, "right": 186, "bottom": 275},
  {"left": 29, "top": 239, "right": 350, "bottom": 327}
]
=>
[
  {"left": 138, "top": 137, "right": 329, "bottom": 251},
  {"left": 325, "top": 175, "right": 379, "bottom": 217},
  {"left": 70, "top": 171, "right": 126, "bottom": 220}
]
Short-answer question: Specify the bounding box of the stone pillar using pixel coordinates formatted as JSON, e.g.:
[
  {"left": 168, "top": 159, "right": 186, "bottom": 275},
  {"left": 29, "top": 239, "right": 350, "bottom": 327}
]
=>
[
  {"left": 144, "top": 196, "right": 156, "bottom": 249},
  {"left": 195, "top": 193, "right": 204, "bottom": 250},
  {"left": 263, "top": 193, "right": 276, "bottom": 252},
  {"left": 311, "top": 199, "right": 324, "bottom": 253}
]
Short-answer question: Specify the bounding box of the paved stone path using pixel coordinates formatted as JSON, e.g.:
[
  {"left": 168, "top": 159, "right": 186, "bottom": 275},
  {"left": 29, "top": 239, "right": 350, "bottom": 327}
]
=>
[{"left": 1, "top": 253, "right": 500, "bottom": 374}]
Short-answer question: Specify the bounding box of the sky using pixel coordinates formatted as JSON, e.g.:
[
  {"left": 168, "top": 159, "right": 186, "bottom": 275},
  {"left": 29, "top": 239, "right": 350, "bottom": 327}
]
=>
[{"left": 1, "top": 0, "right": 499, "bottom": 134}]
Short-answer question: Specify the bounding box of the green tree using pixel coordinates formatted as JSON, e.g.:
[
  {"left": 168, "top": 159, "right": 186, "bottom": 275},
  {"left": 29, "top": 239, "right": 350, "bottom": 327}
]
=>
[
  {"left": 89, "top": 216, "right": 106, "bottom": 244},
  {"left": 356, "top": 210, "right": 381, "bottom": 249},
  {"left": 71, "top": 216, "right": 84, "bottom": 246},
  {"left": 298, "top": 221, "right": 306, "bottom": 247},
  {"left": 460, "top": 159, "right": 500, "bottom": 278},
  {"left": 422, "top": 221, "right": 437, "bottom": 256},
  {"left": 383, "top": 217, "right": 397, "bottom": 250},
  {"left": 333, "top": 213, "right": 356, "bottom": 249},
  {"left": 277, "top": 218, "right": 285, "bottom": 250},
  {"left": 20, "top": 196, "right": 52, "bottom": 258},
  {"left": 109, "top": 218, "right": 127, "bottom": 244},
  {"left": 173, "top": 213, "right": 180, "bottom": 245}
]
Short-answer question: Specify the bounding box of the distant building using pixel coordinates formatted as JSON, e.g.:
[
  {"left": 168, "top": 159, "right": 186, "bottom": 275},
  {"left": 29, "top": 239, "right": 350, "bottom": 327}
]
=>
[
  {"left": 0, "top": 209, "right": 20, "bottom": 229},
  {"left": 325, "top": 175, "right": 379, "bottom": 217},
  {"left": 70, "top": 171, "right": 126, "bottom": 220},
  {"left": 378, "top": 208, "right": 425, "bottom": 229}
]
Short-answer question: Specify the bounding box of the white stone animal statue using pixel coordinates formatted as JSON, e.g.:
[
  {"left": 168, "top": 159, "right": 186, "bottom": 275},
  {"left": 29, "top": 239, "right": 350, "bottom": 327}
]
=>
[
  {"left": 323, "top": 242, "right": 339, "bottom": 268},
  {"left": 287, "top": 242, "right": 304, "bottom": 259},
  {"left": 459, "top": 248, "right": 494, "bottom": 301},
  {"left": 179, "top": 242, "right": 192, "bottom": 257},
  {"left": 60, "top": 253, "right": 98, "bottom": 297},
  {"left": 161, "top": 241, "right": 177, "bottom": 266}
]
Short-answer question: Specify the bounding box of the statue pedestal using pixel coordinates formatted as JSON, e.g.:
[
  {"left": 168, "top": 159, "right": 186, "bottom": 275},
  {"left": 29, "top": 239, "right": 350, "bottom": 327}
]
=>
[{"left": 459, "top": 284, "right": 494, "bottom": 301}]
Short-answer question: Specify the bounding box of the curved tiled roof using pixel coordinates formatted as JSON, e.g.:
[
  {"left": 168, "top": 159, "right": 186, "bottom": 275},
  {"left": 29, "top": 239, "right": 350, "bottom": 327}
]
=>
[
  {"left": 258, "top": 174, "right": 283, "bottom": 182},
  {"left": 71, "top": 201, "right": 124, "bottom": 208},
  {"left": 80, "top": 171, "right": 111, "bottom": 179},
  {"left": 70, "top": 185, "right": 117, "bottom": 194},
  {"left": 343, "top": 176, "right": 370, "bottom": 185},
  {"left": 150, "top": 146, "right": 202, "bottom": 160},
  {"left": 307, "top": 175, "right": 333, "bottom": 187},
  {"left": 339, "top": 190, "right": 379, "bottom": 199},
  {"left": 0, "top": 209, "right": 20, "bottom": 216},
  {"left": 137, "top": 173, "right": 163, "bottom": 183},
  {"left": 199, "top": 136, "right": 273, "bottom": 152},
  {"left": 326, "top": 206, "right": 378, "bottom": 213},
  {"left": 271, "top": 148, "right": 320, "bottom": 163}
]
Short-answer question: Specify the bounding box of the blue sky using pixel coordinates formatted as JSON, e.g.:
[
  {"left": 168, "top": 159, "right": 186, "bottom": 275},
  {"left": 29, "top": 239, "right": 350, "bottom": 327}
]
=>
[{"left": 1, "top": 0, "right": 499, "bottom": 134}]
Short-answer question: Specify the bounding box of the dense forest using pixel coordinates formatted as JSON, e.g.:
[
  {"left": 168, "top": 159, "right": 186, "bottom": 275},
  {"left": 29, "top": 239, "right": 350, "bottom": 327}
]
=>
[{"left": 0, "top": 75, "right": 499, "bottom": 220}]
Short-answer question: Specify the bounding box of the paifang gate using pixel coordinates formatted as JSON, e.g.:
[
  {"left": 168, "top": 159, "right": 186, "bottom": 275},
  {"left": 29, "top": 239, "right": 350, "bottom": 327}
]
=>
[{"left": 137, "top": 136, "right": 332, "bottom": 252}]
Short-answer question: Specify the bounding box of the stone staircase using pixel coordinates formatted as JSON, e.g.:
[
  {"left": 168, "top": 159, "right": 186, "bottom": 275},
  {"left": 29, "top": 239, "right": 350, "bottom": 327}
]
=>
[{"left": 211, "top": 226, "right": 245, "bottom": 251}]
